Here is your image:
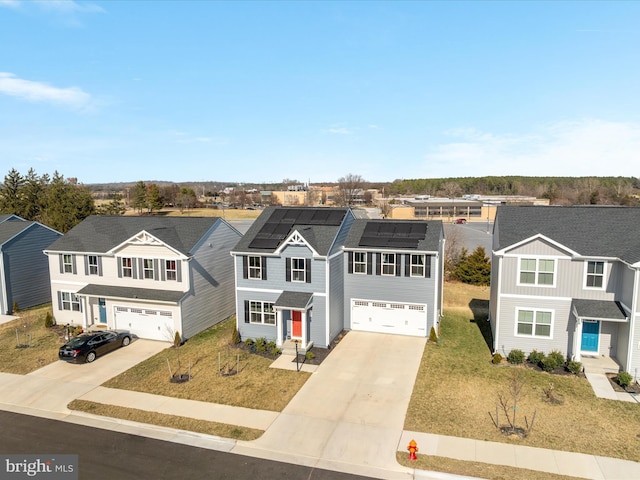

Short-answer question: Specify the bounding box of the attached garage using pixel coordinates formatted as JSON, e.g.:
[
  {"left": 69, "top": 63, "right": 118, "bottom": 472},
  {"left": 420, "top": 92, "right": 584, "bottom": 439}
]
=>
[
  {"left": 114, "top": 306, "right": 175, "bottom": 341},
  {"left": 350, "top": 299, "right": 427, "bottom": 336}
]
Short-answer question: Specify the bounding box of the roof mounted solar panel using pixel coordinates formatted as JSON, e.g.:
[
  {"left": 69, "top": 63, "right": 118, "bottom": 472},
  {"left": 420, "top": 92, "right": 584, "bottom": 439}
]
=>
[{"left": 248, "top": 238, "right": 282, "bottom": 249}]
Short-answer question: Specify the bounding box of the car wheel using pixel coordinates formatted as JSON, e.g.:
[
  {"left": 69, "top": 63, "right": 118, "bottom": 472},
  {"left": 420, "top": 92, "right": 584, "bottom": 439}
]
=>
[
  {"left": 86, "top": 351, "right": 97, "bottom": 363},
  {"left": 122, "top": 336, "right": 131, "bottom": 347}
]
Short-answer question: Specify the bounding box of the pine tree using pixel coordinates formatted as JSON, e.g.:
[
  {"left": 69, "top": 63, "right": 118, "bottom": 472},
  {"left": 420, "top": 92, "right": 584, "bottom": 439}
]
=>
[
  {"left": 0, "top": 168, "right": 26, "bottom": 216},
  {"left": 145, "top": 183, "right": 164, "bottom": 214},
  {"left": 454, "top": 246, "right": 491, "bottom": 286}
]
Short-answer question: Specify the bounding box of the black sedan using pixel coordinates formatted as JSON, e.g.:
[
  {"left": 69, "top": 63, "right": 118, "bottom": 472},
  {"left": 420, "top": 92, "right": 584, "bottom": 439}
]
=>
[{"left": 59, "top": 330, "right": 131, "bottom": 363}]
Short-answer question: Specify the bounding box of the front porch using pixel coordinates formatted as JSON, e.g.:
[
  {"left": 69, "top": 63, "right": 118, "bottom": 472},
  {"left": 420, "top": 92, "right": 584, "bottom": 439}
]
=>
[
  {"left": 280, "top": 339, "right": 314, "bottom": 355},
  {"left": 580, "top": 355, "right": 621, "bottom": 375}
]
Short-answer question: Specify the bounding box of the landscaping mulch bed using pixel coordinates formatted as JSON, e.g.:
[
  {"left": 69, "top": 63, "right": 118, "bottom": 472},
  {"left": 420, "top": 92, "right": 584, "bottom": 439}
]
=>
[
  {"left": 293, "top": 330, "right": 348, "bottom": 366},
  {"left": 606, "top": 373, "right": 640, "bottom": 394}
]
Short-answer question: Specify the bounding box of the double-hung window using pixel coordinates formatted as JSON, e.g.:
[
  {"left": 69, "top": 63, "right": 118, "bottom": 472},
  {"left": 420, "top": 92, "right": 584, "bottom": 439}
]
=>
[
  {"left": 61, "top": 292, "right": 81, "bottom": 312},
  {"left": 143, "top": 259, "right": 154, "bottom": 279},
  {"left": 382, "top": 253, "right": 395, "bottom": 276},
  {"left": 165, "top": 260, "right": 177, "bottom": 281},
  {"left": 516, "top": 309, "right": 552, "bottom": 338},
  {"left": 249, "top": 301, "right": 275, "bottom": 325},
  {"left": 585, "top": 261, "right": 605, "bottom": 288},
  {"left": 121, "top": 257, "right": 133, "bottom": 278},
  {"left": 291, "top": 258, "right": 306, "bottom": 282},
  {"left": 62, "top": 254, "right": 74, "bottom": 273},
  {"left": 410, "top": 254, "right": 425, "bottom": 277},
  {"left": 353, "top": 251, "right": 367, "bottom": 274},
  {"left": 88, "top": 255, "right": 99, "bottom": 275},
  {"left": 519, "top": 258, "right": 555, "bottom": 286},
  {"left": 248, "top": 256, "right": 262, "bottom": 279}
]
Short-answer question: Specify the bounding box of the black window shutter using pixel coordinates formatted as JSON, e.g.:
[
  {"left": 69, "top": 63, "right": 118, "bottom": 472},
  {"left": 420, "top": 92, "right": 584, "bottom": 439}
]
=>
[
  {"left": 59, "top": 254, "right": 64, "bottom": 274},
  {"left": 426, "top": 255, "right": 432, "bottom": 278},
  {"left": 244, "top": 300, "right": 250, "bottom": 323},
  {"left": 347, "top": 251, "right": 353, "bottom": 274},
  {"left": 57, "top": 291, "right": 63, "bottom": 311},
  {"left": 71, "top": 254, "right": 77, "bottom": 274},
  {"left": 367, "top": 252, "right": 373, "bottom": 275},
  {"left": 405, "top": 254, "right": 411, "bottom": 277},
  {"left": 242, "top": 256, "right": 248, "bottom": 279},
  {"left": 305, "top": 259, "right": 311, "bottom": 283},
  {"left": 286, "top": 258, "right": 291, "bottom": 282},
  {"left": 395, "top": 254, "right": 401, "bottom": 277},
  {"left": 262, "top": 257, "right": 267, "bottom": 280},
  {"left": 375, "top": 253, "right": 381, "bottom": 275}
]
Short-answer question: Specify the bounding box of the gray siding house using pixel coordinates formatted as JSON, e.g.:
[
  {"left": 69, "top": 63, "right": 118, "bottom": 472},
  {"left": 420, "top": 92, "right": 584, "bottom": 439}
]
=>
[
  {"left": 490, "top": 206, "right": 640, "bottom": 376},
  {"left": 44, "top": 216, "right": 241, "bottom": 341},
  {"left": 232, "top": 207, "right": 444, "bottom": 351},
  {"left": 0, "top": 215, "right": 62, "bottom": 314},
  {"left": 343, "top": 219, "right": 444, "bottom": 337}
]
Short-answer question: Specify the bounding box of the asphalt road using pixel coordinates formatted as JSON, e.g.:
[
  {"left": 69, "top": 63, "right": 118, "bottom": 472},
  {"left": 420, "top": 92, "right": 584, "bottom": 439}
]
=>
[
  {"left": 0, "top": 411, "right": 376, "bottom": 480},
  {"left": 443, "top": 222, "right": 493, "bottom": 253}
]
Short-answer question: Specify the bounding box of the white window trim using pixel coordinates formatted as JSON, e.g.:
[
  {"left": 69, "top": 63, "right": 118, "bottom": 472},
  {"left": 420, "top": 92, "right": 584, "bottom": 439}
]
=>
[
  {"left": 88, "top": 255, "right": 99, "bottom": 275},
  {"left": 514, "top": 307, "right": 554, "bottom": 339},
  {"left": 248, "top": 255, "right": 262, "bottom": 280},
  {"left": 249, "top": 300, "right": 276, "bottom": 325},
  {"left": 166, "top": 259, "right": 177, "bottom": 281},
  {"left": 516, "top": 256, "right": 557, "bottom": 288},
  {"left": 61, "top": 291, "right": 81, "bottom": 312},
  {"left": 353, "top": 251, "right": 367, "bottom": 275},
  {"left": 122, "top": 257, "right": 133, "bottom": 278},
  {"left": 583, "top": 260, "right": 606, "bottom": 290},
  {"left": 291, "top": 257, "right": 306, "bottom": 283},
  {"left": 143, "top": 258, "right": 154, "bottom": 279},
  {"left": 410, "top": 254, "right": 426, "bottom": 278},
  {"left": 381, "top": 253, "right": 396, "bottom": 276},
  {"left": 63, "top": 254, "right": 73, "bottom": 274}
]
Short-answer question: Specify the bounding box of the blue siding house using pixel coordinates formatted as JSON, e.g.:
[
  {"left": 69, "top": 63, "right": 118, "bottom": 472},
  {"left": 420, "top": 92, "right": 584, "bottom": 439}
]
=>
[
  {"left": 0, "top": 215, "right": 62, "bottom": 314},
  {"left": 232, "top": 207, "right": 444, "bottom": 351}
]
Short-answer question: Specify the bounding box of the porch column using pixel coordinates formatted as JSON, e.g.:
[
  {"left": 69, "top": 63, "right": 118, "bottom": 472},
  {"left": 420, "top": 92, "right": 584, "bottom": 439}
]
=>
[
  {"left": 80, "top": 296, "right": 89, "bottom": 329},
  {"left": 573, "top": 318, "right": 582, "bottom": 362},
  {"left": 276, "top": 309, "right": 283, "bottom": 347},
  {"left": 302, "top": 309, "right": 308, "bottom": 348}
]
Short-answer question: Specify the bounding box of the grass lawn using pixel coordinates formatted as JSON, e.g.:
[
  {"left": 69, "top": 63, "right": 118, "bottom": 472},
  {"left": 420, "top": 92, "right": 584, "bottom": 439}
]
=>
[
  {"left": 103, "top": 317, "right": 311, "bottom": 412},
  {"left": 406, "top": 282, "right": 640, "bottom": 463},
  {"left": 0, "top": 305, "right": 62, "bottom": 374},
  {"left": 68, "top": 399, "right": 263, "bottom": 441},
  {"left": 124, "top": 207, "right": 261, "bottom": 220}
]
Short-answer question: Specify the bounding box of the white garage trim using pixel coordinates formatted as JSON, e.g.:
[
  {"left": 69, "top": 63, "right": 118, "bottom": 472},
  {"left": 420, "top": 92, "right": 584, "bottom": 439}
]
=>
[
  {"left": 351, "top": 298, "right": 428, "bottom": 337},
  {"left": 114, "top": 305, "right": 175, "bottom": 341}
]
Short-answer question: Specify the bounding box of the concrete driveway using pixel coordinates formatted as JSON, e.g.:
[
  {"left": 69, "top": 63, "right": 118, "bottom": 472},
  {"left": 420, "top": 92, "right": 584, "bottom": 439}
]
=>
[
  {"left": 0, "top": 339, "right": 167, "bottom": 414},
  {"left": 235, "top": 331, "right": 426, "bottom": 478}
]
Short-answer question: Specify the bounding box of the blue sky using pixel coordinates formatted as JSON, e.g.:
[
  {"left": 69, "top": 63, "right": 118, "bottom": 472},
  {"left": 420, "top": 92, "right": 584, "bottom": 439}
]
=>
[{"left": 1, "top": 1, "right": 639, "bottom": 185}]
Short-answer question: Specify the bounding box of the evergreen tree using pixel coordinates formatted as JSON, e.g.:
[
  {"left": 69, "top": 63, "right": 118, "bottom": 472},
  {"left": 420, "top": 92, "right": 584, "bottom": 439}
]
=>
[
  {"left": 145, "top": 183, "right": 164, "bottom": 214},
  {"left": 96, "top": 193, "right": 126, "bottom": 215},
  {"left": 0, "top": 168, "right": 26, "bottom": 216},
  {"left": 454, "top": 246, "right": 491, "bottom": 286},
  {"left": 131, "top": 181, "right": 147, "bottom": 214},
  {"left": 21, "top": 168, "right": 46, "bottom": 221},
  {"left": 40, "top": 171, "right": 95, "bottom": 233}
]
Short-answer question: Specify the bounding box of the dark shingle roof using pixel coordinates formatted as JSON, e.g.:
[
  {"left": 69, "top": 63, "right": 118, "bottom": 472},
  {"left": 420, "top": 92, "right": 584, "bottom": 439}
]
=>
[
  {"left": 344, "top": 219, "right": 443, "bottom": 252},
  {"left": 0, "top": 221, "right": 33, "bottom": 245},
  {"left": 494, "top": 206, "right": 640, "bottom": 263},
  {"left": 274, "top": 291, "right": 313, "bottom": 309},
  {"left": 232, "top": 207, "right": 350, "bottom": 256},
  {"left": 572, "top": 299, "right": 628, "bottom": 322},
  {"left": 46, "top": 216, "right": 222, "bottom": 255},
  {"left": 77, "top": 284, "right": 184, "bottom": 303}
]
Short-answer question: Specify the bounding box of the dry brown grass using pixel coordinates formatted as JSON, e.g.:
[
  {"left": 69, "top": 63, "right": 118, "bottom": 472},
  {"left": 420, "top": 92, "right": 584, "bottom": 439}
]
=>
[
  {"left": 395, "top": 452, "right": 582, "bottom": 480},
  {"left": 123, "top": 207, "right": 261, "bottom": 220},
  {"left": 0, "top": 305, "right": 62, "bottom": 374},
  {"left": 103, "top": 318, "right": 311, "bottom": 412},
  {"left": 68, "top": 399, "right": 263, "bottom": 441},
  {"left": 406, "top": 282, "right": 640, "bottom": 463}
]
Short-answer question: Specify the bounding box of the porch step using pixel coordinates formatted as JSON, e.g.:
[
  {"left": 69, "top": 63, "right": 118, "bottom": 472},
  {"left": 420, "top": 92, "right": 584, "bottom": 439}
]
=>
[
  {"left": 581, "top": 355, "right": 621, "bottom": 375},
  {"left": 281, "top": 340, "right": 313, "bottom": 356}
]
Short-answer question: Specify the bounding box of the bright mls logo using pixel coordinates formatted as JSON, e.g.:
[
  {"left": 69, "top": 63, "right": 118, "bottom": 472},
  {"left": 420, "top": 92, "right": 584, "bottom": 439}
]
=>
[{"left": 1, "top": 455, "right": 77, "bottom": 479}]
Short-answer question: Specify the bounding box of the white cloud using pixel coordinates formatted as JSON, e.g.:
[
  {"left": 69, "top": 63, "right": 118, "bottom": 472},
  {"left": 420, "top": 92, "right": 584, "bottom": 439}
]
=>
[
  {"left": 0, "top": 72, "right": 93, "bottom": 110},
  {"left": 0, "top": 0, "right": 20, "bottom": 8},
  {"left": 35, "top": 0, "right": 104, "bottom": 14},
  {"left": 426, "top": 119, "right": 640, "bottom": 177}
]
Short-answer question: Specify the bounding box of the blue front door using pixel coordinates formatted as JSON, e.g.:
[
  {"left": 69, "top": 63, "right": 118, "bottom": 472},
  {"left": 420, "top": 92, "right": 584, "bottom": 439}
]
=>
[
  {"left": 98, "top": 298, "right": 107, "bottom": 324},
  {"left": 581, "top": 321, "right": 599, "bottom": 352}
]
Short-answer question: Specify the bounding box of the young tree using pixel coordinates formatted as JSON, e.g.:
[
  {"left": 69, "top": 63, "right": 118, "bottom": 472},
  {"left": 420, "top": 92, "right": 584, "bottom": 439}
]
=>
[
  {"left": 145, "top": 183, "right": 164, "bottom": 214},
  {"left": 454, "top": 246, "right": 491, "bottom": 286},
  {"left": 176, "top": 187, "right": 197, "bottom": 213},
  {"left": 131, "top": 181, "right": 147, "bottom": 214},
  {"left": 96, "top": 194, "right": 126, "bottom": 215}
]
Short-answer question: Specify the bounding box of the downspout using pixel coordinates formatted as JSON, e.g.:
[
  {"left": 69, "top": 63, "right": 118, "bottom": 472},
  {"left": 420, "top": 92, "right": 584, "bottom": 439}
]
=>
[
  {"left": 433, "top": 251, "right": 440, "bottom": 332},
  {"left": 626, "top": 267, "right": 639, "bottom": 375},
  {"left": 493, "top": 254, "right": 503, "bottom": 354},
  {"left": 325, "top": 253, "right": 331, "bottom": 347},
  {"left": 0, "top": 252, "right": 7, "bottom": 315},
  {"left": 231, "top": 252, "right": 239, "bottom": 333}
]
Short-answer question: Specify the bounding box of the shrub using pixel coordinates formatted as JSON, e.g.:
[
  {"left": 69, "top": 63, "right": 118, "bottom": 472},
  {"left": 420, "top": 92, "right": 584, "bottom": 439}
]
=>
[
  {"left": 541, "top": 351, "right": 565, "bottom": 372},
  {"left": 255, "top": 337, "right": 267, "bottom": 353},
  {"left": 266, "top": 340, "right": 277, "bottom": 351},
  {"left": 567, "top": 360, "right": 583, "bottom": 375},
  {"left": 429, "top": 326, "right": 438, "bottom": 343},
  {"left": 12, "top": 301, "right": 19, "bottom": 314},
  {"left": 305, "top": 351, "right": 315, "bottom": 360},
  {"left": 528, "top": 350, "right": 545, "bottom": 366},
  {"left": 492, "top": 353, "right": 503, "bottom": 364},
  {"left": 244, "top": 338, "right": 254, "bottom": 348},
  {"left": 507, "top": 349, "right": 525, "bottom": 365},
  {"left": 269, "top": 346, "right": 281, "bottom": 356},
  {"left": 44, "top": 312, "right": 55, "bottom": 328},
  {"left": 617, "top": 371, "right": 633, "bottom": 389},
  {"left": 231, "top": 325, "right": 241, "bottom": 345}
]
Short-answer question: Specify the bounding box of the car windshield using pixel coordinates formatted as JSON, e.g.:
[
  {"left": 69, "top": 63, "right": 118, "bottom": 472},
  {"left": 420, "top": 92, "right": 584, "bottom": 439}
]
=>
[{"left": 66, "top": 336, "right": 89, "bottom": 348}]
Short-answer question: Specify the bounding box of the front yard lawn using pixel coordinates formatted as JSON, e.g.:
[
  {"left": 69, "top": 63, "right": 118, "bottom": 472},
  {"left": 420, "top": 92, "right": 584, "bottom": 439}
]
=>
[
  {"left": 0, "top": 305, "right": 61, "bottom": 374},
  {"left": 103, "top": 317, "right": 311, "bottom": 412},
  {"left": 405, "top": 282, "right": 640, "bottom": 463}
]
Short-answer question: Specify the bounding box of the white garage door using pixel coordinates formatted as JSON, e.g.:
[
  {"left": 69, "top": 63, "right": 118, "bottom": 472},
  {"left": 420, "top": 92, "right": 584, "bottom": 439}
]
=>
[
  {"left": 351, "top": 299, "right": 427, "bottom": 337},
  {"left": 114, "top": 306, "right": 174, "bottom": 341}
]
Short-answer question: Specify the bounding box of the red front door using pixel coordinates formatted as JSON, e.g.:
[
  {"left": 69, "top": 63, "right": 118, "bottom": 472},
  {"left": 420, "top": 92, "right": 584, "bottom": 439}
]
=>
[{"left": 292, "top": 310, "right": 302, "bottom": 337}]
